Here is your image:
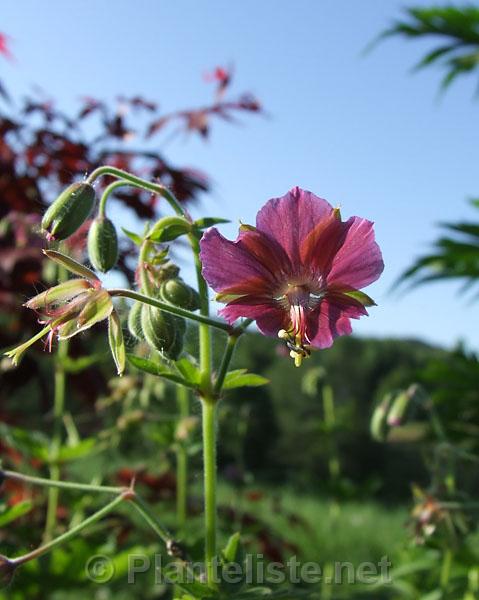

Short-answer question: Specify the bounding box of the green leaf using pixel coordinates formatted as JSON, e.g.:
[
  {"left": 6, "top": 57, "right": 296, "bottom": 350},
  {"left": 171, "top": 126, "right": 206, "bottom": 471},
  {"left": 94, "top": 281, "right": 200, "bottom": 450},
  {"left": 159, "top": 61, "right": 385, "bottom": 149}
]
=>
[
  {"left": 57, "top": 438, "right": 97, "bottom": 462},
  {"left": 0, "top": 423, "right": 49, "bottom": 460},
  {"left": 419, "top": 590, "right": 442, "bottom": 600},
  {"left": 413, "top": 44, "right": 460, "bottom": 71},
  {"left": 121, "top": 227, "right": 143, "bottom": 245},
  {"left": 163, "top": 563, "right": 217, "bottom": 597},
  {"left": 0, "top": 500, "right": 33, "bottom": 526},
  {"left": 60, "top": 354, "right": 108, "bottom": 373},
  {"left": 175, "top": 358, "right": 201, "bottom": 385},
  {"left": 194, "top": 217, "right": 230, "bottom": 229},
  {"left": 223, "top": 369, "right": 269, "bottom": 390},
  {"left": 374, "top": 6, "right": 479, "bottom": 94},
  {"left": 222, "top": 532, "right": 242, "bottom": 563},
  {"left": 127, "top": 354, "right": 197, "bottom": 389},
  {"left": 148, "top": 216, "right": 191, "bottom": 243}
]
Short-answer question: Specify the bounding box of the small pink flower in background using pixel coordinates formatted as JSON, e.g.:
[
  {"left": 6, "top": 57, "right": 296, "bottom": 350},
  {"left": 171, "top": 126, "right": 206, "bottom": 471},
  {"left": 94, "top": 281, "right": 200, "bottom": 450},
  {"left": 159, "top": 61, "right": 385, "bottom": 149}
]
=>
[
  {"left": 204, "top": 65, "right": 233, "bottom": 100},
  {"left": 200, "top": 187, "right": 384, "bottom": 366},
  {"left": 0, "top": 33, "right": 14, "bottom": 62}
]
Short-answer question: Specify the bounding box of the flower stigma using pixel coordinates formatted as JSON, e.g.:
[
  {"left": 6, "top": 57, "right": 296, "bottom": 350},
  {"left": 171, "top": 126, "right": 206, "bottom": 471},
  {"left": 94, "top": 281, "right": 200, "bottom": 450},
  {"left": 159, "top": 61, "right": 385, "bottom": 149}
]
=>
[{"left": 276, "top": 283, "right": 324, "bottom": 367}]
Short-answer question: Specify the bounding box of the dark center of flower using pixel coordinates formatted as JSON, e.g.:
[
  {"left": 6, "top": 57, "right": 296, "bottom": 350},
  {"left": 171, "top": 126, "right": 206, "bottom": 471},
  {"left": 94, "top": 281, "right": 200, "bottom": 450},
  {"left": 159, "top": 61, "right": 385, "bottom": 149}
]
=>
[{"left": 273, "top": 282, "right": 326, "bottom": 367}]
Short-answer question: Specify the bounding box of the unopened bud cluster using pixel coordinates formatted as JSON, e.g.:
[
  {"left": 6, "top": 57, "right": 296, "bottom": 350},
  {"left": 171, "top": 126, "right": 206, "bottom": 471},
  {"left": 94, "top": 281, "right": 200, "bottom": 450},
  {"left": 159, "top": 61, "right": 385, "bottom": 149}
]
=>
[
  {"left": 9, "top": 170, "right": 202, "bottom": 374},
  {"left": 130, "top": 260, "right": 200, "bottom": 361}
]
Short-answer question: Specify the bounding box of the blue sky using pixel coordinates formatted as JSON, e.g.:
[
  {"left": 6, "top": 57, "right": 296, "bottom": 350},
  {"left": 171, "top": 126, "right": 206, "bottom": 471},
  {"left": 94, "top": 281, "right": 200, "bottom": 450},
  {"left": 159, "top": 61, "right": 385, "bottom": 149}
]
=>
[{"left": 3, "top": 1, "right": 478, "bottom": 349}]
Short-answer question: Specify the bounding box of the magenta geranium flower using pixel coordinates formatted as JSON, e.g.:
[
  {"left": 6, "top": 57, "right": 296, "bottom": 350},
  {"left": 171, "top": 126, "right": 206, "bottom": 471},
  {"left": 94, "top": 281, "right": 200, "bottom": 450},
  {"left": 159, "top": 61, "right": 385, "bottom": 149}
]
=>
[{"left": 199, "top": 187, "right": 384, "bottom": 366}]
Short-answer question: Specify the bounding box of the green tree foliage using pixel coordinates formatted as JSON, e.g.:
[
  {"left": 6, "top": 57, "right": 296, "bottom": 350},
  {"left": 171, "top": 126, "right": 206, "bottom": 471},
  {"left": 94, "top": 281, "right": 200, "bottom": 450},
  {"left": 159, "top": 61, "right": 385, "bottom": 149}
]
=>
[
  {"left": 220, "top": 332, "right": 446, "bottom": 499},
  {"left": 397, "top": 200, "right": 479, "bottom": 297},
  {"left": 379, "top": 5, "right": 479, "bottom": 91}
]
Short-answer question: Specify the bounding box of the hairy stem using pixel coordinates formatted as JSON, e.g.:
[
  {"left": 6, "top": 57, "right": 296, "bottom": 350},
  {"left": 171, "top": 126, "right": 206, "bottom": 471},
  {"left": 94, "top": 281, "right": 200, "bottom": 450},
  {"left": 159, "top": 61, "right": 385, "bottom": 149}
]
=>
[
  {"left": 108, "top": 288, "right": 232, "bottom": 333},
  {"left": 14, "top": 495, "right": 126, "bottom": 566},
  {"left": 2, "top": 470, "right": 125, "bottom": 495},
  {"left": 214, "top": 319, "right": 253, "bottom": 395},
  {"left": 187, "top": 229, "right": 218, "bottom": 583},
  {"left": 98, "top": 179, "right": 128, "bottom": 218},
  {"left": 129, "top": 495, "right": 171, "bottom": 544},
  {"left": 86, "top": 166, "right": 186, "bottom": 218},
  {"left": 202, "top": 399, "right": 217, "bottom": 583}
]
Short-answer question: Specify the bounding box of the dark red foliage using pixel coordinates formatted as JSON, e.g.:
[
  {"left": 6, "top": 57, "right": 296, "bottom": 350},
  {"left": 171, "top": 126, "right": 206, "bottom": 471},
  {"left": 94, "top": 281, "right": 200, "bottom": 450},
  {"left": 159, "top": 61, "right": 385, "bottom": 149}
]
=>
[
  {"left": 0, "top": 63, "right": 260, "bottom": 339},
  {"left": 0, "top": 60, "right": 262, "bottom": 545}
]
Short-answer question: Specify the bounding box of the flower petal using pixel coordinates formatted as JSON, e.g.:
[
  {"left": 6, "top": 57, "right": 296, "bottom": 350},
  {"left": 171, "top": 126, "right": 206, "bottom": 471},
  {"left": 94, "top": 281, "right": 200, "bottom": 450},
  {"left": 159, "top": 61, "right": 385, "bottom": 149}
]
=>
[
  {"left": 300, "top": 211, "right": 348, "bottom": 275},
  {"left": 327, "top": 217, "right": 384, "bottom": 289},
  {"left": 256, "top": 187, "right": 335, "bottom": 266},
  {"left": 307, "top": 294, "right": 368, "bottom": 349},
  {"left": 200, "top": 228, "right": 277, "bottom": 296},
  {"left": 218, "top": 295, "right": 287, "bottom": 336},
  {"left": 237, "top": 226, "right": 292, "bottom": 278}
]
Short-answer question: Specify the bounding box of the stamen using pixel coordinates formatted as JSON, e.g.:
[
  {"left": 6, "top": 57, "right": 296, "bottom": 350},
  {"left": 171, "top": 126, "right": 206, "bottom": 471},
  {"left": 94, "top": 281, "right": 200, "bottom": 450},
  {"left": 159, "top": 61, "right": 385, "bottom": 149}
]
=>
[
  {"left": 277, "top": 316, "right": 312, "bottom": 368},
  {"left": 275, "top": 282, "right": 324, "bottom": 366}
]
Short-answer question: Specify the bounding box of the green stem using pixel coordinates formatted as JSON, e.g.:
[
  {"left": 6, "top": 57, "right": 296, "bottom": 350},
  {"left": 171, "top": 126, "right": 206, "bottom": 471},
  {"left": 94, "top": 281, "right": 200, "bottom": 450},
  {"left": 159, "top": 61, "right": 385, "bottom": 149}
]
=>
[
  {"left": 188, "top": 229, "right": 218, "bottom": 583},
  {"left": 108, "top": 288, "right": 231, "bottom": 333},
  {"left": 13, "top": 495, "right": 125, "bottom": 566},
  {"left": 129, "top": 495, "right": 171, "bottom": 544},
  {"left": 138, "top": 240, "right": 154, "bottom": 296},
  {"left": 323, "top": 384, "right": 341, "bottom": 480},
  {"left": 3, "top": 470, "right": 124, "bottom": 495},
  {"left": 189, "top": 234, "right": 212, "bottom": 392},
  {"left": 87, "top": 167, "right": 249, "bottom": 587},
  {"left": 440, "top": 501, "right": 479, "bottom": 510},
  {"left": 214, "top": 335, "right": 238, "bottom": 395},
  {"left": 4, "top": 470, "right": 172, "bottom": 550},
  {"left": 176, "top": 386, "right": 189, "bottom": 528},
  {"left": 214, "top": 319, "right": 253, "bottom": 395},
  {"left": 202, "top": 399, "right": 217, "bottom": 584},
  {"left": 85, "top": 166, "right": 186, "bottom": 218},
  {"left": 98, "top": 180, "right": 128, "bottom": 218},
  {"left": 43, "top": 265, "right": 69, "bottom": 544},
  {"left": 440, "top": 548, "right": 453, "bottom": 592}
]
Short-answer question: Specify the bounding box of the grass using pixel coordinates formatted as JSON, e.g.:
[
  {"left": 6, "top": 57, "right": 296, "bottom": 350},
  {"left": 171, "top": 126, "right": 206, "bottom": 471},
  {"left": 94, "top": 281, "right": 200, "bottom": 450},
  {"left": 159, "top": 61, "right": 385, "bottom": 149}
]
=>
[{"left": 218, "top": 484, "right": 409, "bottom": 566}]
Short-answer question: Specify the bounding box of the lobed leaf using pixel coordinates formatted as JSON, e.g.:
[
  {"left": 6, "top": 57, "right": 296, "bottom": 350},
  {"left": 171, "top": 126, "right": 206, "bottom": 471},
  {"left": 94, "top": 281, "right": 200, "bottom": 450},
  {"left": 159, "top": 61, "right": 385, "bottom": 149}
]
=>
[
  {"left": 223, "top": 369, "right": 269, "bottom": 390},
  {"left": 127, "top": 354, "right": 198, "bottom": 389}
]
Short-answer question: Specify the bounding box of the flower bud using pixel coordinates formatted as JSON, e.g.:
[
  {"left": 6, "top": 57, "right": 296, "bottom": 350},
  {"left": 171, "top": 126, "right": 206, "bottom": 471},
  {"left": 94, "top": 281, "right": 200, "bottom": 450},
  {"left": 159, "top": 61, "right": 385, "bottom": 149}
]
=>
[
  {"left": 127, "top": 301, "right": 144, "bottom": 340},
  {"left": 160, "top": 278, "right": 200, "bottom": 311},
  {"left": 42, "top": 182, "right": 96, "bottom": 241},
  {"left": 141, "top": 305, "right": 184, "bottom": 360},
  {"left": 387, "top": 390, "right": 412, "bottom": 428},
  {"left": 87, "top": 216, "right": 119, "bottom": 273},
  {"left": 0, "top": 556, "right": 16, "bottom": 589},
  {"left": 167, "top": 316, "right": 186, "bottom": 359},
  {"left": 159, "top": 261, "right": 180, "bottom": 281},
  {"left": 370, "top": 393, "right": 393, "bottom": 442}
]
